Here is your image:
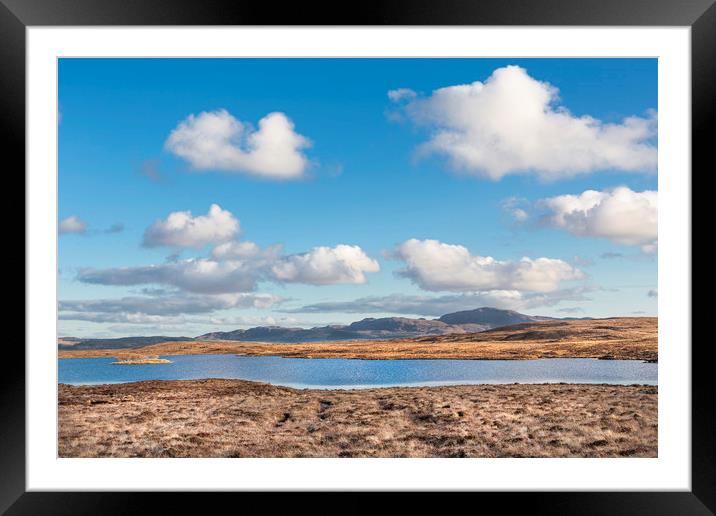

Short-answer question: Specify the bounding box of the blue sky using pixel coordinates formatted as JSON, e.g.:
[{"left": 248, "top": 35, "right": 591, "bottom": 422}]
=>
[{"left": 58, "top": 58, "right": 658, "bottom": 337}]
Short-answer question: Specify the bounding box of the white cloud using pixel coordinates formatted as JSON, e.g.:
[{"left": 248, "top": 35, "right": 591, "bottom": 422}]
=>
[
  {"left": 393, "top": 239, "right": 583, "bottom": 293},
  {"left": 79, "top": 243, "right": 380, "bottom": 293},
  {"left": 79, "top": 258, "right": 263, "bottom": 294},
  {"left": 392, "top": 65, "right": 657, "bottom": 180},
  {"left": 59, "top": 215, "right": 87, "bottom": 235},
  {"left": 78, "top": 205, "right": 381, "bottom": 308},
  {"left": 387, "top": 88, "right": 417, "bottom": 102},
  {"left": 501, "top": 197, "right": 530, "bottom": 223},
  {"left": 572, "top": 256, "right": 595, "bottom": 267},
  {"left": 287, "top": 287, "right": 596, "bottom": 316},
  {"left": 165, "top": 109, "right": 311, "bottom": 179},
  {"left": 511, "top": 208, "right": 528, "bottom": 222},
  {"left": 211, "top": 240, "right": 262, "bottom": 260},
  {"left": 557, "top": 307, "right": 585, "bottom": 314},
  {"left": 204, "top": 314, "right": 305, "bottom": 328},
  {"left": 143, "top": 204, "right": 239, "bottom": 249},
  {"left": 272, "top": 245, "right": 380, "bottom": 285},
  {"left": 540, "top": 187, "right": 657, "bottom": 252},
  {"left": 59, "top": 292, "right": 282, "bottom": 322},
  {"left": 60, "top": 312, "right": 176, "bottom": 325}
]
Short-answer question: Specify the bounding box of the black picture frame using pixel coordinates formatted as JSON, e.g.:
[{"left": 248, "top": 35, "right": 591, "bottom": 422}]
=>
[{"left": 4, "top": 0, "right": 709, "bottom": 512}]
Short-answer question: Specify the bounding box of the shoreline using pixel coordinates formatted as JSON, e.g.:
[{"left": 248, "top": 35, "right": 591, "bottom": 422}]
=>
[
  {"left": 59, "top": 378, "right": 658, "bottom": 458},
  {"left": 60, "top": 352, "right": 658, "bottom": 363},
  {"left": 58, "top": 377, "right": 659, "bottom": 390},
  {"left": 58, "top": 337, "right": 657, "bottom": 362}
]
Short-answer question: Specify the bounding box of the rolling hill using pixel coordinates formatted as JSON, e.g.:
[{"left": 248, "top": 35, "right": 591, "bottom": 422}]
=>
[
  {"left": 59, "top": 307, "right": 583, "bottom": 349},
  {"left": 59, "top": 317, "right": 657, "bottom": 362}
]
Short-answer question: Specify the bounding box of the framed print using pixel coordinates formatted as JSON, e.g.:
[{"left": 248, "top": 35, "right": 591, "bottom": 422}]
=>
[{"left": 4, "top": 0, "right": 711, "bottom": 512}]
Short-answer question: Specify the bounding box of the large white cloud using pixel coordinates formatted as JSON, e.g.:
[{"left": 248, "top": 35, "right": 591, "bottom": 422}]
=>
[
  {"left": 391, "top": 65, "right": 657, "bottom": 180},
  {"left": 393, "top": 239, "right": 583, "bottom": 292},
  {"left": 272, "top": 245, "right": 380, "bottom": 285},
  {"left": 540, "top": 187, "right": 657, "bottom": 252},
  {"left": 59, "top": 215, "right": 87, "bottom": 235},
  {"left": 165, "top": 109, "right": 311, "bottom": 179},
  {"left": 143, "top": 204, "right": 240, "bottom": 249}
]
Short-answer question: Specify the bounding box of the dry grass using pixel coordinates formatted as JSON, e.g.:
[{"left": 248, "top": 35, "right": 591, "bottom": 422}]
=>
[
  {"left": 58, "top": 379, "right": 657, "bottom": 458},
  {"left": 59, "top": 317, "right": 658, "bottom": 362}
]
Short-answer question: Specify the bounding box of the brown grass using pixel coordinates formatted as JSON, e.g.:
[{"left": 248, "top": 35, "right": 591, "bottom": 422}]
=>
[
  {"left": 58, "top": 379, "right": 657, "bottom": 458},
  {"left": 59, "top": 317, "right": 657, "bottom": 362}
]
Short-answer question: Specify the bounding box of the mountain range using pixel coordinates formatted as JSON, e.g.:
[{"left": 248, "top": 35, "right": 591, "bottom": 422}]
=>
[{"left": 58, "top": 307, "right": 583, "bottom": 350}]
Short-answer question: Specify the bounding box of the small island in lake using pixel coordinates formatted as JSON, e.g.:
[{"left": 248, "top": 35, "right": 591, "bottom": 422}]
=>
[{"left": 112, "top": 356, "right": 171, "bottom": 365}]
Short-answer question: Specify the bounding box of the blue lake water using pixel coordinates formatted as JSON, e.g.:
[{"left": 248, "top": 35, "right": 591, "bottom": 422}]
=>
[{"left": 58, "top": 354, "right": 657, "bottom": 389}]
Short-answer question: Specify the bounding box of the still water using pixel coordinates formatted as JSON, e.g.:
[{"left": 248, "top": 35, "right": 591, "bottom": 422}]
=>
[{"left": 58, "top": 354, "right": 657, "bottom": 389}]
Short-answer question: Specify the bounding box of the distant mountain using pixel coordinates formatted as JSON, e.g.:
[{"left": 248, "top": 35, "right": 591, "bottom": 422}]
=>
[
  {"left": 348, "top": 317, "right": 452, "bottom": 333},
  {"left": 59, "top": 307, "right": 587, "bottom": 349},
  {"left": 58, "top": 335, "right": 194, "bottom": 351},
  {"left": 438, "top": 307, "right": 551, "bottom": 327},
  {"left": 196, "top": 308, "right": 550, "bottom": 343},
  {"left": 197, "top": 317, "right": 471, "bottom": 343},
  {"left": 57, "top": 337, "right": 83, "bottom": 346},
  {"left": 197, "top": 326, "right": 361, "bottom": 343}
]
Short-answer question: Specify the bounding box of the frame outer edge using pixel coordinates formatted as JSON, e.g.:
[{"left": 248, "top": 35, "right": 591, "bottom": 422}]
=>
[
  {"left": 1, "top": 0, "right": 716, "bottom": 26},
  {"left": 2, "top": 0, "right": 711, "bottom": 509},
  {"left": 692, "top": 1, "right": 716, "bottom": 513},
  {"left": 0, "top": 0, "right": 27, "bottom": 513}
]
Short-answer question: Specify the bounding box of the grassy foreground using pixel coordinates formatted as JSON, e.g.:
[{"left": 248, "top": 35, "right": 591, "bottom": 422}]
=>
[
  {"left": 58, "top": 317, "right": 658, "bottom": 362},
  {"left": 59, "top": 379, "right": 657, "bottom": 458}
]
